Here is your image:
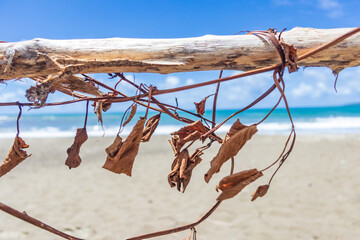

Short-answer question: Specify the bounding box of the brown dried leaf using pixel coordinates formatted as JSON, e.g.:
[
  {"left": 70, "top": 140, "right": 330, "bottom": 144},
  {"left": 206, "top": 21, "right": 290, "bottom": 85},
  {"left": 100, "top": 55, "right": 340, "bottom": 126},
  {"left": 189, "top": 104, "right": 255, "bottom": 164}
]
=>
[
  {"left": 142, "top": 113, "right": 161, "bottom": 142},
  {"left": 103, "top": 117, "right": 146, "bottom": 176},
  {"left": 65, "top": 128, "right": 88, "bottom": 169},
  {"left": 169, "top": 121, "right": 208, "bottom": 155},
  {"left": 105, "top": 134, "right": 123, "bottom": 158},
  {"left": 205, "top": 119, "right": 257, "bottom": 183},
  {"left": 182, "top": 149, "right": 203, "bottom": 192},
  {"left": 123, "top": 104, "right": 137, "bottom": 127},
  {"left": 194, "top": 96, "right": 210, "bottom": 116},
  {"left": 170, "top": 131, "right": 202, "bottom": 155},
  {"left": 172, "top": 120, "right": 208, "bottom": 139},
  {"left": 251, "top": 184, "right": 269, "bottom": 201},
  {"left": 59, "top": 75, "right": 102, "bottom": 96},
  {"left": 168, "top": 149, "right": 203, "bottom": 192},
  {"left": 93, "top": 93, "right": 116, "bottom": 128},
  {"left": 0, "top": 137, "right": 31, "bottom": 177},
  {"left": 280, "top": 39, "right": 298, "bottom": 73},
  {"left": 94, "top": 102, "right": 104, "bottom": 127},
  {"left": 217, "top": 169, "right": 263, "bottom": 201}
]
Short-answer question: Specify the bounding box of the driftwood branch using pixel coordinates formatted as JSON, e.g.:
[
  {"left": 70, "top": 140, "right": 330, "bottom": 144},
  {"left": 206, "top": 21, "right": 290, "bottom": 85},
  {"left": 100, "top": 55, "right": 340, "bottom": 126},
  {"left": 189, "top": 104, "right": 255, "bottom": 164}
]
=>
[{"left": 1, "top": 27, "right": 360, "bottom": 80}]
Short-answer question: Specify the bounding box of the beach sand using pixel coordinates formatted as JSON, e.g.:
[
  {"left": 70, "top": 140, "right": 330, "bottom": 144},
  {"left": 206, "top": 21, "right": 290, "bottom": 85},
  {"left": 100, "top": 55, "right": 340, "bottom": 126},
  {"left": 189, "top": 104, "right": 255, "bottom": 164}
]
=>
[{"left": 0, "top": 134, "right": 359, "bottom": 240}]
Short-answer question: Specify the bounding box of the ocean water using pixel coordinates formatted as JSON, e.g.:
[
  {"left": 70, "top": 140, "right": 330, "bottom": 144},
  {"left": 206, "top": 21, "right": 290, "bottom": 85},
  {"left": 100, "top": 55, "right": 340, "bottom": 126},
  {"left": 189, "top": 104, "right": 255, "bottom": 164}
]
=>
[{"left": 0, "top": 105, "right": 359, "bottom": 138}]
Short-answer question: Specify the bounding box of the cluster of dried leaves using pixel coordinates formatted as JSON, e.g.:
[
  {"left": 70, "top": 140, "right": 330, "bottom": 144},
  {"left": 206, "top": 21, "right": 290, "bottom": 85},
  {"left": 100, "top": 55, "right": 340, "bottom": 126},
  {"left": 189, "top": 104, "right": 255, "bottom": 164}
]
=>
[
  {"left": 0, "top": 32, "right": 289, "bottom": 240},
  {"left": 2, "top": 27, "right": 355, "bottom": 240}
]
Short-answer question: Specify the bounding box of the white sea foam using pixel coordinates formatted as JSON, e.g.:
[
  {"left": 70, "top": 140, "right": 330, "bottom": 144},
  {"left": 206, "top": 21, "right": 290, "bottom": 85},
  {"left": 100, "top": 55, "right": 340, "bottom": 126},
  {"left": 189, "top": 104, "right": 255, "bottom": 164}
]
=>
[
  {"left": 259, "top": 116, "right": 360, "bottom": 134},
  {"left": 0, "top": 116, "right": 359, "bottom": 138}
]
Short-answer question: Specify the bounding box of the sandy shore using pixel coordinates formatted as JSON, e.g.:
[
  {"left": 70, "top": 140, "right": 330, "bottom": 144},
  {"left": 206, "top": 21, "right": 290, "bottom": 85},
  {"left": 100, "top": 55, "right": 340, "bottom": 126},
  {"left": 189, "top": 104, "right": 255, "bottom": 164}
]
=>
[{"left": 0, "top": 134, "right": 359, "bottom": 240}]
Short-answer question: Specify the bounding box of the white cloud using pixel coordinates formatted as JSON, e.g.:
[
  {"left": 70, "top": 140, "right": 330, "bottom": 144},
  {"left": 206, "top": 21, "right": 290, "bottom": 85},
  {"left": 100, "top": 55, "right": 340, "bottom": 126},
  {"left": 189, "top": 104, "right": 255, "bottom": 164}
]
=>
[
  {"left": 292, "top": 83, "right": 314, "bottom": 98},
  {"left": 185, "top": 78, "right": 195, "bottom": 85},
  {"left": 165, "top": 76, "right": 180, "bottom": 88},
  {"left": 317, "top": 0, "right": 343, "bottom": 18},
  {"left": 0, "top": 92, "right": 17, "bottom": 102}
]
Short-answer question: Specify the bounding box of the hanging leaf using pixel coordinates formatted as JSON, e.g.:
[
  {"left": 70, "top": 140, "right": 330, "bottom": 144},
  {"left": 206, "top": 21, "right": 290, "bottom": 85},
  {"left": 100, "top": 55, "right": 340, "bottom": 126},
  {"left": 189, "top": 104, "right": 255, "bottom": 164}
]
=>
[
  {"left": 168, "top": 149, "right": 203, "bottom": 193},
  {"left": 123, "top": 104, "right": 137, "bottom": 127},
  {"left": 193, "top": 97, "right": 208, "bottom": 116},
  {"left": 205, "top": 119, "right": 257, "bottom": 183},
  {"left": 172, "top": 121, "right": 208, "bottom": 139},
  {"left": 142, "top": 113, "right": 161, "bottom": 142},
  {"left": 105, "top": 134, "right": 123, "bottom": 159},
  {"left": 0, "top": 137, "right": 31, "bottom": 177},
  {"left": 251, "top": 184, "right": 269, "bottom": 201},
  {"left": 103, "top": 117, "right": 146, "bottom": 176},
  {"left": 169, "top": 121, "right": 208, "bottom": 155},
  {"left": 216, "top": 169, "right": 263, "bottom": 201},
  {"left": 182, "top": 149, "right": 203, "bottom": 192},
  {"left": 94, "top": 102, "right": 104, "bottom": 128},
  {"left": 65, "top": 128, "right": 88, "bottom": 169},
  {"left": 280, "top": 39, "right": 298, "bottom": 73},
  {"left": 93, "top": 94, "right": 115, "bottom": 129}
]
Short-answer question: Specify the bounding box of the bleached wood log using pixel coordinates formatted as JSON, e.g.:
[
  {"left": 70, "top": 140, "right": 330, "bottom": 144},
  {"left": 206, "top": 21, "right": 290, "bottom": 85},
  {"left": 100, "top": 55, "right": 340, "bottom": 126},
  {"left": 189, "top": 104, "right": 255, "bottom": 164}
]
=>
[{"left": 0, "top": 27, "right": 359, "bottom": 80}]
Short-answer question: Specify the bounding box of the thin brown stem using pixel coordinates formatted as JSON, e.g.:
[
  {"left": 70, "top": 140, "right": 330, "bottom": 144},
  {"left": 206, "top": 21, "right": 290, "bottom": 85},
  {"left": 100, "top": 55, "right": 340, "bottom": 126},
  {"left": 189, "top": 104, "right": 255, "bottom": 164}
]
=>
[
  {"left": 201, "top": 83, "right": 277, "bottom": 140},
  {"left": 115, "top": 73, "right": 190, "bottom": 123},
  {"left": 137, "top": 98, "right": 215, "bottom": 125},
  {"left": 144, "top": 85, "right": 153, "bottom": 119},
  {"left": 127, "top": 201, "right": 221, "bottom": 240},
  {"left": 298, "top": 27, "right": 360, "bottom": 61},
  {"left": 212, "top": 70, "right": 223, "bottom": 129},
  {"left": 230, "top": 157, "right": 235, "bottom": 175},
  {"left": 83, "top": 100, "right": 89, "bottom": 129},
  {"left": 0, "top": 202, "right": 84, "bottom": 240},
  {"left": 82, "top": 74, "right": 162, "bottom": 113},
  {"left": 16, "top": 102, "right": 22, "bottom": 137}
]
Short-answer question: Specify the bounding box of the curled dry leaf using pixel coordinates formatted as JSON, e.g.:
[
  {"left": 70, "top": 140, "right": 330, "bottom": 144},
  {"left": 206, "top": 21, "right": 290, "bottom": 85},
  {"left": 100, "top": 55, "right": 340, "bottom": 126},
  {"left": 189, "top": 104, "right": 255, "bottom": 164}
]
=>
[
  {"left": 168, "top": 149, "right": 203, "bottom": 192},
  {"left": 194, "top": 96, "right": 211, "bottom": 116},
  {"left": 142, "top": 113, "right": 161, "bottom": 142},
  {"left": 59, "top": 75, "right": 102, "bottom": 96},
  {"left": 251, "top": 184, "right": 269, "bottom": 201},
  {"left": 94, "top": 102, "right": 104, "bottom": 127},
  {"left": 205, "top": 119, "right": 257, "bottom": 183},
  {"left": 103, "top": 117, "right": 146, "bottom": 176},
  {"left": 93, "top": 93, "right": 116, "bottom": 128},
  {"left": 0, "top": 137, "right": 31, "bottom": 177},
  {"left": 216, "top": 169, "right": 263, "bottom": 201},
  {"left": 65, "top": 128, "right": 88, "bottom": 169},
  {"left": 169, "top": 121, "right": 208, "bottom": 155},
  {"left": 280, "top": 39, "right": 298, "bottom": 73},
  {"left": 123, "top": 104, "right": 137, "bottom": 127}
]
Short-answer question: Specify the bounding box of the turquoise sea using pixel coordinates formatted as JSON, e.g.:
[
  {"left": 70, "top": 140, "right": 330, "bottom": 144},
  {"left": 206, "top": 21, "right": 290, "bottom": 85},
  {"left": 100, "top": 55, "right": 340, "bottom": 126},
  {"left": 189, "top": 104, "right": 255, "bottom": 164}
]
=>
[{"left": 0, "top": 104, "right": 359, "bottom": 138}]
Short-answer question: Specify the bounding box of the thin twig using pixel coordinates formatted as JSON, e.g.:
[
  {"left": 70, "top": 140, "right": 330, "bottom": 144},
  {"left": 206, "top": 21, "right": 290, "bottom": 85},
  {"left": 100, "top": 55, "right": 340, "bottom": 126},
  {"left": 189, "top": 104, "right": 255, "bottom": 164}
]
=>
[
  {"left": 82, "top": 74, "right": 163, "bottom": 113},
  {"left": 230, "top": 157, "right": 235, "bottom": 175},
  {"left": 0, "top": 202, "right": 84, "bottom": 240},
  {"left": 83, "top": 100, "right": 89, "bottom": 129},
  {"left": 212, "top": 70, "right": 223, "bottom": 129},
  {"left": 127, "top": 201, "right": 221, "bottom": 240},
  {"left": 298, "top": 27, "right": 360, "bottom": 61},
  {"left": 144, "top": 85, "right": 153, "bottom": 119},
  {"left": 201, "top": 83, "right": 277, "bottom": 140},
  {"left": 16, "top": 102, "right": 22, "bottom": 137}
]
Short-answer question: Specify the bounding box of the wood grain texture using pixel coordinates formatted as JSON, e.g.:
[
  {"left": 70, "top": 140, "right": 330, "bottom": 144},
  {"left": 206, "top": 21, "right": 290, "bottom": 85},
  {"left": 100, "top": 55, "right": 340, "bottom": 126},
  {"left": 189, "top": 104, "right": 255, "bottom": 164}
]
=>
[{"left": 0, "top": 27, "right": 359, "bottom": 80}]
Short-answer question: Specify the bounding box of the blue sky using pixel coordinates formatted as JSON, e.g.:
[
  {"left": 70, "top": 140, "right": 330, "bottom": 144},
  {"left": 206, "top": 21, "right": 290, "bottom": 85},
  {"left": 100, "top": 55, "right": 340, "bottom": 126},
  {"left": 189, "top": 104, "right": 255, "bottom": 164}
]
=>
[{"left": 0, "top": 0, "right": 360, "bottom": 113}]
